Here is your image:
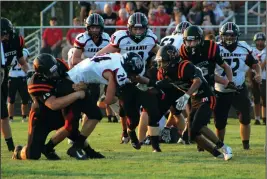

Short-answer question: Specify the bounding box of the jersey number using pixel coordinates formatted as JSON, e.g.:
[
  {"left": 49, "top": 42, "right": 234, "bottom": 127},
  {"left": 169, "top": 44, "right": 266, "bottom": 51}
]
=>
[
  {"left": 221, "top": 58, "right": 239, "bottom": 76},
  {"left": 11, "top": 57, "right": 21, "bottom": 71},
  {"left": 160, "top": 38, "right": 175, "bottom": 46}
]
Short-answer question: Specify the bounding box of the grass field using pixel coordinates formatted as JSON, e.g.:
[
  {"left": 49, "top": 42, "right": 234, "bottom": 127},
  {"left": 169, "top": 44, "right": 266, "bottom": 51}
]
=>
[{"left": 1, "top": 117, "right": 266, "bottom": 179}]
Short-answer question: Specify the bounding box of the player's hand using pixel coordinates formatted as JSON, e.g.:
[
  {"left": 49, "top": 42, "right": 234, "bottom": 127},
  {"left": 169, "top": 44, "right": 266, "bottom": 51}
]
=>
[
  {"left": 175, "top": 93, "right": 190, "bottom": 110},
  {"left": 225, "top": 81, "right": 238, "bottom": 91},
  {"left": 76, "top": 91, "right": 85, "bottom": 99},
  {"left": 72, "top": 82, "right": 88, "bottom": 91},
  {"left": 254, "top": 74, "right": 262, "bottom": 84}
]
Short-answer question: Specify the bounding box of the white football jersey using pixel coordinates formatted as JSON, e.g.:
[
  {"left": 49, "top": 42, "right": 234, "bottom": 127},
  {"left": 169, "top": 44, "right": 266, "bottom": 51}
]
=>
[
  {"left": 8, "top": 48, "right": 29, "bottom": 77},
  {"left": 160, "top": 34, "right": 183, "bottom": 51},
  {"left": 215, "top": 41, "right": 256, "bottom": 92},
  {"left": 74, "top": 31, "right": 110, "bottom": 58},
  {"left": 110, "top": 29, "right": 157, "bottom": 65},
  {"left": 252, "top": 47, "right": 266, "bottom": 80},
  {"left": 67, "top": 53, "right": 129, "bottom": 87}
]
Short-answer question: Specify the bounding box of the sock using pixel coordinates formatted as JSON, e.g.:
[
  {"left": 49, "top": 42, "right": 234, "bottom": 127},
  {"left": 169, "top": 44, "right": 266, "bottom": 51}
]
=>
[
  {"left": 150, "top": 136, "right": 160, "bottom": 150},
  {"left": 215, "top": 140, "right": 224, "bottom": 149},
  {"left": 44, "top": 139, "right": 56, "bottom": 152},
  {"left": 74, "top": 134, "right": 87, "bottom": 148},
  {"left": 22, "top": 115, "right": 27, "bottom": 119},
  {"left": 212, "top": 148, "right": 222, "bottom": 157},
  {"left": 242, "top": 140, "right": 250, "bottom": 149},
  {"left": 262, "top": 118, "right": 266, "bottom": 122},
  {"left": 255, "top": 116, "right": 260, "bottom": 121},
  {"left": 123, "top": 130, "right": 128, "bottom": 137},
  {"left": 9, "top": 116, "right": 13, "bottom": 120},
  {"left": 5, "top": 137, "right": 15, "bottom": 151}
]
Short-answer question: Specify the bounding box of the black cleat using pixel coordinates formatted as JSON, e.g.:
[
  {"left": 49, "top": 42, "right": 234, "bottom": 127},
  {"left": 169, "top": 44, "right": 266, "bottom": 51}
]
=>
[
  {"left": 84, "top": 148, "right": 105, "bottom": 159},
  {"left": 243, "top": 143, "right": 250, "bottom": 150},
  {"left": 12, "top": 145, "right": 23, "bottom": 160},
  {"left": 128, "top": 130, "right": 141, "bottom": 150},
  {"left": 42, "top": 149, "right": 61, "bottom": 160},
  {"left": 152, "top": 147, "right": 162, "bottom": 152},
  {"left": 67, "top": 146, "right": 87, "bottom": 160},
  {"left": 263, "top": 119, "right": 266, "bottom": 125},
  {"left": 254, "top": 120, "right": 261, "bottom": 125}
]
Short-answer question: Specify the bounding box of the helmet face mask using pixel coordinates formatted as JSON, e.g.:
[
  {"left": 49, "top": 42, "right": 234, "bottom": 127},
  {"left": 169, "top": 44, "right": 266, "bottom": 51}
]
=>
[
  {"left": 85, "top": 13, "right": 104, "bottom": 38},
  {"left": 183, "top": 26, "right": 203, "bottom": 54},
  {"left": 172, "top": 21, "right": 192, "bottom": 35},
  {"left": 127, "top": 12, "right": 148, "bottom": 42},
  {"left": 220, "top": 22, "right": 240, "bottom": 47}
]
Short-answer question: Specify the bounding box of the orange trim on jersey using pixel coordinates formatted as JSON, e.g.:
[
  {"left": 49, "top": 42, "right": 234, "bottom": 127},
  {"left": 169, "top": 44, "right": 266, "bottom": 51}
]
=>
[
  {"left": 178, "top": 61, "right": 190, "bottom": 78},
  {"left": 209, "top": 96, "right": 216, "bottom": 110},
  {"left": 212, "top": 43, "right": 217, "bottom": 58},
  {"left": 57, "top": 58, "right": 70, "bottom": 70},
  {"left": 74, "top": 40, "right": 85, "bottom": 48},
  {"left": 208, "top": 41, "right": 213, "bottom": 59},
  {"left": 180, "top": 45, "right": 188, "bottom": 59},
  {"left": 28, "top": 84, "right": 53, "bottom": 89},
  {"left": 28, "top": 88, "right": 51, "bottom": 93}
]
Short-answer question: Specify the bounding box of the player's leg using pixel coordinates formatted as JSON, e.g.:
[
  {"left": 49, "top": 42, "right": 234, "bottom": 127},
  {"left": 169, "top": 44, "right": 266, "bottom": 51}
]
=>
[
  {"left": 232, "top": 86, "right": 252, "bottom": 149},
  {"left": 260, "top": 80, "right": 266, "bottom": 125},
  {"left": 7, "top": 77, "right": 17, "bottom": 122},
  {"left": 251, "top": 80, "right": 261, "bottom": 125},
  {"left": 18, "top": 77, "right": 30, "bottom": 122},
  {"left": 138, "top": 110, "right": 148, "bottom": 143},
  {"left": 213, "top": 92, "right": 233, "bottom": 142},
  {"left": 1, "top": 80, "right": 15, "bottom": 152}
]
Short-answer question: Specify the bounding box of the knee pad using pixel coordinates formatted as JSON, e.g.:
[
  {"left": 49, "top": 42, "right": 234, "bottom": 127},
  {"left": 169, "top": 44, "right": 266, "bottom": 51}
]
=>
[
  {"left": 238, "top": 113, "right": 251, "bottom": 125},
  {"left": 8, "top": 97, "right": 15, "bottom": 104},
  {"left": 214, "top": 118, "right": 227, "bottom": 130}
]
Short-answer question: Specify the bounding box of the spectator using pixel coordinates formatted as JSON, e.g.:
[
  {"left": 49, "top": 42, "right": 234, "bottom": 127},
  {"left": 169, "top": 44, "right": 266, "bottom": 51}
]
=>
[
  {"left": 155, "top": 5, "right": 171, "bottom": 37},
  {"left": 95, "top": 1, "right": 114, "bottom": 13},
  {"left": 62, "top": 17, "right": 85, "bottom": 61},
  {"left": 148, "top": 9, "right": 161, "bottom": 33},
  {"left": 201, "top": 15, "right": 215, "bottom": 35},
  {"left": 149, "top": 2, "right": 162, "bottom": 12},
  {"left": 166, "top": 10, "right": 186, "bottom": 35},
  {"left": 116, "top": 8, "right": 128, "bottom": 31},
  {"left": 41, "top": 17, "right": 63, "bottom": 58},
  {"left": 187, "top": 2, "right": 202, "bottom": 24},
  {"left": 126, "top": 2, "right": 136, "bottom": 16},
  {"left": 135, "top": 2, "right": 148, "bottom": 16},
  {"left": 194, "top": 1, "right": 216, "bottom": 25},
  {"left": 79, "top": 1, "right": 92, "bottom": 21},
  {"left": 209, "top": 2, "right": 225, "bottom": 25},
  {"left": 182, "top": 1, "right": 193, "bottom": 16},
  {"left": 102, "top": 3, "right": 118, "bottom": 36},
  {"left": 113, "top": 1, "right": 126, "bottom": 12},
  {"left": 204, "top": 32, "right": 216, "bottom": 41}
]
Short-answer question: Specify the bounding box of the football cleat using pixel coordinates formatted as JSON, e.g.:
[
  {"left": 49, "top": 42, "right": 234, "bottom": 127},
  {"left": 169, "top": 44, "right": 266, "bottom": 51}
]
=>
[
  {"left": 84, "top": 148, "right": 105, "bottom": 159},
  {"left": 143, "top": 136, "right": 151, "bottom": 145},
  {"left": 215, "top": 153, "right": 224, "bottom": 159},
  {"left": 112, "top": 116, "right": 118, "bottom": 123},
  {"left": 120, "top": 136, "right": 130, "bottom": 144},
  {"left": 152, "top": 148, "right": 162, "bottom": 152},
  {"left": 128, "top": 130, "right": 141, "bottom": 150},
  {"left": 67, "top": 146, "right": 87, "bottom": 160},
  {"left": 221, "top": 145, "right": 233, "bottom": 161},
  {"left": 254, "top": 120, "right": 261, "bottom": 125},
  {"left": 42, "top": 148, "right": 61, "bottom": 160},
  {"left": 12, "top": 145, "right": 23, "bottom": 160}
]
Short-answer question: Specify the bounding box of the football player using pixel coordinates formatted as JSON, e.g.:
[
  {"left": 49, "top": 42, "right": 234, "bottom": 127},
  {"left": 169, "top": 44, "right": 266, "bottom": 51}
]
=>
[
  {"left": 251, "top": 32, "right": 266, "bottom": 125},
  {"left": 8, "top": 48, "right": 31, "bottom": 123},
  {"left": 214, "top": 22, "right": 262, "bottom": 149},
  {"left": 95, "top": 12, "right": 161, "bottom": 145},
  {"left": 1, "top": 17, "right": 30, "bottom": 152},
  {"left": 12, "top": 54, "right": 87, "bottom": 160}
]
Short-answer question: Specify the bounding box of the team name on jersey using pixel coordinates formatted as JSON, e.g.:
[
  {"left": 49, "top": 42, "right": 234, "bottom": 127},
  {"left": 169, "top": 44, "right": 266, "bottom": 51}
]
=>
[
  {"left": 125, "top": 45, "right": 148, "bottom": 51},
  {"left": 87, "top": 48, "right": 103, "bottom": 52},
  {"left": 5, "top": 50, "right": 16, "bottom": 57},
  {"left": 221, "top": 53, "right": 242, "bottom": 57}
]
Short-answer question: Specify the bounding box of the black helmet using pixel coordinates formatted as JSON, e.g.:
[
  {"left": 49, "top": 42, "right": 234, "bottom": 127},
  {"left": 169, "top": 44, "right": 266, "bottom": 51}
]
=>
[
  {"left": 85, "top": 13, "right": 104, "bottom": 38},
  {"left": 183, "top": 25, "right": 204, "bottom": 54},
  {"left": 127, "top": 12, "right": 148, "bottom": 42},
  {"left": 219, "top": 22, "right": 240, "bottom": 46},
  {"left": 155, "top": 45, "right": 180, "bottom": 74},
  {"left": 1, "top": 17, "right": 13, "bottom": 37},
  {"left": 253, "top": 32, "right": 266, "bottom": 50},
  {"left": 122, "top": 52, "right": 144, "bottom": 76},
  {"left": 172, "top": 21, "right": 192, "bottom": 35},
  {"left": 33, "top": 53, "right": 58, "bottom": 78}
]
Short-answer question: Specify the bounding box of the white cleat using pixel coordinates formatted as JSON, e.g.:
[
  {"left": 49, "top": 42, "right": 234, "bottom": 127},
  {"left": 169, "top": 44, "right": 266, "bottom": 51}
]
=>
[
  {"left": 221, "top": 145, "right": 233, "bottom": 161},
  {"left": 177, "top": 138, "right": 186, "bottom": 144},
  {"left": 120, "top": 136, "right": 130, "bottom": 144}
]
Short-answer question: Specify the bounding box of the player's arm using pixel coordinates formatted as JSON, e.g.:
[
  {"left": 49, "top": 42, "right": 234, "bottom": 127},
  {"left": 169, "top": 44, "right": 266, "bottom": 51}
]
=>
[
  {"left": 95, "top": 44, "right": 119, "bottom": 56},
  {"left": 72, "top": 47, "right": 84, "bottom": 66},
  {"left": 214, "top": 45, "right": 233, "bottom": 82},
  {"left": 44, "top": 91, "right": 85, "bottom": 110},
  {"left": 102, "top": 70, "right": 116, "bottom": 105},
  {"left": 151, "top": 44, "right": 160, "bottom": 54},
  {"left": 246, "top": 52, "right": 262, "bottom": 83},
  {"left": 17, "top": 36, "right": 29, "bottom": 73}
]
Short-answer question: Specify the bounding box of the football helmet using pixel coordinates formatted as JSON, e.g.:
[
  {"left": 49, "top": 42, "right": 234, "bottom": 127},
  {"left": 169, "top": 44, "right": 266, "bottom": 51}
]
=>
[
  {"left": 253, "top": 32, "right": 266, "bottom": 50},
  {"left": 85, "top": 13, "right": 104, "bottom": 38},
  {"left": 1, "top": 17, "right": 13, "bottom": 37},
  {"left": 219, "top": 22, "right": 240, "bottom": 46},
  {"left": 121, "top": 52, "right": 144, "bottom": 76},
  {"left": 172, "top": 21, "right": 192, "bottom": 35},
  {"left": 33, "top": 53, "right": 59, "bottom": 78},
  {"left": 155, "top": 45, "right": 180, "bottom": 75},
  {"left": 127, "top": 12, "right": 148, "bottom": 42},
  {"left": 183, "top": 25, "right": 204, "bottom": 54}
]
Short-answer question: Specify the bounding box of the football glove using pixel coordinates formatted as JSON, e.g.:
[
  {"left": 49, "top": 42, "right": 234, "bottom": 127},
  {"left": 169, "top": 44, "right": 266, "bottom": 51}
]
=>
[{"left": 176, "top": 93, "right": 190, "bottom": 110}]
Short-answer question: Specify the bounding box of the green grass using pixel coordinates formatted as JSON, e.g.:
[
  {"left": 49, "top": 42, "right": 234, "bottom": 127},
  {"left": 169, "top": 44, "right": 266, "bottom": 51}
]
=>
[{"left": 1, "top": 117, "right": 266, "bottom": 179}]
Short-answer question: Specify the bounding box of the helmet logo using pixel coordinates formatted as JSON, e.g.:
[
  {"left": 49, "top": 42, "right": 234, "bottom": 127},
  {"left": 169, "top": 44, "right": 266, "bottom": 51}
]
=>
[
  {"left": 133, "top": 57, "right": 143, "bottom": 69},
  {"left": 50, "top": 65, "right": 58, "bottom": 73}
]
